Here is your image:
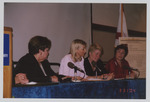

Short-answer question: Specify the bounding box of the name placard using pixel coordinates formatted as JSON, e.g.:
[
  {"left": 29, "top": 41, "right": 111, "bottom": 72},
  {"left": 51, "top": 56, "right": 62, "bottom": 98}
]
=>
[{"left": 4, "top": 34, "right": 10, "bottom": 66}]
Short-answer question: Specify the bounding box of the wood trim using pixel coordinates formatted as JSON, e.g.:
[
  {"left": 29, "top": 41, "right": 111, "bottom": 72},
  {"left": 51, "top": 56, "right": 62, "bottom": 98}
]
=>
[
  {"left": 3, "top": 27, "right": 13, "bottom": 98},
  {"left": 92, "top": 23, "right": 146, "bottom": 37},
  {"left": 4, "top": 27, "right": 13, "bottom": 32}
]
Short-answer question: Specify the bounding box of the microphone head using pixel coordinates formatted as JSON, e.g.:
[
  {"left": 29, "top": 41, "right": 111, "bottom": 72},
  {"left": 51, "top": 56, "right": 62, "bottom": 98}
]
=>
[
  {"left": 68, "top": 62, "right": 75, "bottom": 69},
  {"left": 123, "top": 66, "right": 128, "bottom": 69},
  {"left": 91, "top": 61, "right": 96, "bottom": 67},
  {"left": 68, "top": 62, "right": 84, "bottom": 73},
  {"left": 123, "top": 66, "right": 131, "bottom": 70}
]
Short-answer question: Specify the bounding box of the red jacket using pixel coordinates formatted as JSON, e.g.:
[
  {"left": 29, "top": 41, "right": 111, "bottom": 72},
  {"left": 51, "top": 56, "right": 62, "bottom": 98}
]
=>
[{"left": 105, "top": 57, "right": 131, "bottom": 78}]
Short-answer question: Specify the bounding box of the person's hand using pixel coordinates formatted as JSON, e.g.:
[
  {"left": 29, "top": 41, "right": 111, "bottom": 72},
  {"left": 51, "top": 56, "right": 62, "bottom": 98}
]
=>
[
  {"left": 51, "top": 75, "right": 59, "bottom": 82},
  {"left": 72, "top": 76, "right": 82, "bottom": 80},
  {"left": 15, "top": 73, "right": 29, "bottom": 84},
  {"left": 105, "top": 73, "right": 114, "bottom": 80},
  {"left": 86, "top": 75, "right": 102, "bottom": 79},
  {"left": 61, "top": 76, "right": 72, "bottom": 80}
]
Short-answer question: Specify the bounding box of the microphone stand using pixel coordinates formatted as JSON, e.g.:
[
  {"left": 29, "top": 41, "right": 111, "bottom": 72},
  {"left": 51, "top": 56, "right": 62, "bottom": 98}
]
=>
[
  {"left": 128, "top": 68, "right": 140, "bottom": 79},
  {"left": 95, "top": 69, "right": 97, "bottom": 79},
  {"left": 135, "top": 69, "right": 140, "bottom": 78},
  {"left": 128, "top": 70, "right": 131, "bottom": 79},
  {"left": 95, "top": 66, "right": 101, "bottom": 79},
  {"left": 74, "top": 69, "right": 77, "bottom": 81},
  {"left": 137, "top": 70, "right": 140, "bottom": 78}
]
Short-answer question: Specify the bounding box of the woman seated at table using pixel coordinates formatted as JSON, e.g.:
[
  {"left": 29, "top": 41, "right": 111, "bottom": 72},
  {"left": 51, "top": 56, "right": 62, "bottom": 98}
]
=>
[
  {"left": 14, "top": 36, "right": 60, "bottom": 84},
  {"left": 84, "top": 43, "right": 114, "bottom": 80},
  {"left": 105, "top": 44, "right": 137, "bottom": 79},
  {"left": 59, "top": 39, "right": 87, "bottom": 80}
]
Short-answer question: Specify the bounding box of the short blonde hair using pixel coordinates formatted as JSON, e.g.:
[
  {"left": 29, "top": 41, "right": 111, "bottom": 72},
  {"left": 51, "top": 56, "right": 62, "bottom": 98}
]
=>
[
  {"left": 70, "top": 39, "right": 86, "bottom": 62},
  {"left": 88, "top": 43, "right": 103, "bottom": 57}
]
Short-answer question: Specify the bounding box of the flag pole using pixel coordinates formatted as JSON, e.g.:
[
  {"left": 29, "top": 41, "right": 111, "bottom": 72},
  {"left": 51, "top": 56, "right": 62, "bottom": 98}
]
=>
[{"left": 121, "top": 4, "right": 123, "bottom": 37}]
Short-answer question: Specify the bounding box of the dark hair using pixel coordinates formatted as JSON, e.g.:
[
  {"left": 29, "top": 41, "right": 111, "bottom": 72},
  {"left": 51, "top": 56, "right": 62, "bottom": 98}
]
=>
[
  {"left": 28, "top": 36, "right": 51, "bottom": 55},
  {"left": 114, "top": 44, "right": 128, "bottom": 58}
]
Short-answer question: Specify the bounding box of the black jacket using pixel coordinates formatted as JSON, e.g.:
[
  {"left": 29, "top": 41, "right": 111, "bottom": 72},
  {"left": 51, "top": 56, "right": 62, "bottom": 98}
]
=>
[
  {"left": 14, "top": 53, "right": 57, "bottom": 82},
  {"left": 84, "top": 57, "right": 107, "bottom": 76}
]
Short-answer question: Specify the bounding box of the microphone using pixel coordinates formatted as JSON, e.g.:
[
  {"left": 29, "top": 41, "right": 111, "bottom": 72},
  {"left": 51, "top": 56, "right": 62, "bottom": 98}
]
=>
[
  {"left": 123, "top": 66, "right": 140, "bottom": 78},
  {"left": 67, "top": 62, "right": 84, "bottom": 73},
  {"left": 91, "top": 61, "right": 101, "bottom": 72},
  {"left": 123, "top": 66, "right": 138, "bottom": 71}
]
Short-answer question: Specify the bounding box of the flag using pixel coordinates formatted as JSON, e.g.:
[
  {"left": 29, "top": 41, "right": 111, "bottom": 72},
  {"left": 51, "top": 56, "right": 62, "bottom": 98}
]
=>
[{"left": 115, "top": 4, "right": 128, "bottom": 47}]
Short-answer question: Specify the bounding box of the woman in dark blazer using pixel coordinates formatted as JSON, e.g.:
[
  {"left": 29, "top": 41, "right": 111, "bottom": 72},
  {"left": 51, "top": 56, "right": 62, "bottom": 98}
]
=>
[
  {"left": 14, "top": 36, "right": 59, "bottom": 84},
  {"left": 84, "top": 43, "right": 114, "bottom": 80}
]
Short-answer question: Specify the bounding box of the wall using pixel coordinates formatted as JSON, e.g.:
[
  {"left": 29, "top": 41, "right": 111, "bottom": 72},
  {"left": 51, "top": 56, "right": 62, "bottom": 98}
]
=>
[
  {"left": 4, "top": 3, "right": 146, "bottom": 71},
  {"left": 92, "top": 4, "right": 146, "bottom": 32},
  {"left": 4, "top": 3, "right": 91, "bottom": 72},
  {"left": 92, "top": 4, "right": 146, "bottom": 61}
]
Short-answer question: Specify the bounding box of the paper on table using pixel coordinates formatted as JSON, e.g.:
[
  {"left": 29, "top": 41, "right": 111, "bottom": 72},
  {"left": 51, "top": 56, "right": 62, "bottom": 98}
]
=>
[
  {"left": 114, "top": 78, "right": 124, "bottom": 80},
  {"left": 72, "top": 80, "right": 81, "bottom": 82},
  {"left": 87, "top": 78, "right": 102, "bottom": 81},
  {"left": 26, "top": 81, "right": 37, "bottom": 85}
]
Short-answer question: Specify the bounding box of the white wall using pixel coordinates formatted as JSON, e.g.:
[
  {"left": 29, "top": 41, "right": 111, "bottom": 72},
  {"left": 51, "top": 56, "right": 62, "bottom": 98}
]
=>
[{"left": 4, "top": 3, "right": 91, "bottom": 69}]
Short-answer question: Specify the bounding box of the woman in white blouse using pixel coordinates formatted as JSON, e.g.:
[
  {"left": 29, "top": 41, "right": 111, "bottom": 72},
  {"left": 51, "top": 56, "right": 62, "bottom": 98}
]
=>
[{"left": 59, "top": 39, "right": 87, "bottom": 80}]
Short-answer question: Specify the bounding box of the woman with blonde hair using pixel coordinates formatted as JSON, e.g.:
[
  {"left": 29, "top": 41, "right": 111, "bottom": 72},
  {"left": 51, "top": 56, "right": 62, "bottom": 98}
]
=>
[
  {"left": 59, "top": 39, "right": 87, "bottom": 79},
  {"left": 84, "top": 43, "right": 106, "bottom": 76},
  {"left": 84, "top": 43, "right": 114, "bottom": 80}
]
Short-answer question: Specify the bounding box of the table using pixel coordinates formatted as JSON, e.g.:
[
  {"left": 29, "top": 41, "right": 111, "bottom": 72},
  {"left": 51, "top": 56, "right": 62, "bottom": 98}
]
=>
[{"left": 12, "top": 78, "right": 146, "bottom": 99}]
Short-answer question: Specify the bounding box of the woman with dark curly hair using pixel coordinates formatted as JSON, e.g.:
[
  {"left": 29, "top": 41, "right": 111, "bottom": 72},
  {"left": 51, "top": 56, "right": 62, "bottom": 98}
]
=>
[{"left": 105, "top": 44, "right": 136, "bottom": 79}]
